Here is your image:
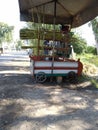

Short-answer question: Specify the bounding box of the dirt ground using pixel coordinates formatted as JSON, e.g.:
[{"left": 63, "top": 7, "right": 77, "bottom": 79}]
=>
[{"left": 0, "top": 53, "right": 98, "bottom": 130}]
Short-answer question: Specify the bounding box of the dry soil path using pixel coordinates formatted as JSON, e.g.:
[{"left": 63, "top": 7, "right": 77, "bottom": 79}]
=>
[{"left": 0, "top": 52, "right": 98, "bottom": 130}]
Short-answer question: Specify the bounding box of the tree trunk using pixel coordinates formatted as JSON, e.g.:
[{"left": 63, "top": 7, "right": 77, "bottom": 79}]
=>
[{"left": 96, "top": 43, "right": 98, "bottom": 55}]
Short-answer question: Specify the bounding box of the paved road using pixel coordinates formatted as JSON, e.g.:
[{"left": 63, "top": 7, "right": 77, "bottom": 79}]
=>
[
  {"left": 0, "top": 51, "right": 30, "bottom": 76},
  {"left": 0, "top": 52, "right": 98, "bottom": 130},
  {"left": 0, "top": 51, "right": 29, "bottom": 61}
]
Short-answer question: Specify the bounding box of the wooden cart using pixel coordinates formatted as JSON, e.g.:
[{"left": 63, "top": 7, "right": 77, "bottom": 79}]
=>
[
  {"left": 29, "top": 55, "right": 83, "bottom": 83},
  {"left": 21, "top": 28, "right": 83, "bottom": 83}
]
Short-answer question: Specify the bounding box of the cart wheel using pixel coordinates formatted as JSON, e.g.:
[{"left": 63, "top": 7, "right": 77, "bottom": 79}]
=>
[
  {"left": 36, "top": 72, "right": 47, "bottom": 83},
  {"left": 68, "top": 71, "right": 77, "bottom": 83}
]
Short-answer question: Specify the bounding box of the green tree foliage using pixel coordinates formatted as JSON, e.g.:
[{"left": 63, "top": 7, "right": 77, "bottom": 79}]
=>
[
  {"left": 70, "top": 34, "right": 87, "bottom": 54},
  {"left": 89, "top": 17, "right": 98, "bottom": 54},
  {"left": 0, "top": 22, "right": 14, "bottom": 46},
  {"left": 15, "top": 40, "right": 23, "bottom": 50},
  {"left": 86, "top": 46, "right": 97, "bottom": 55}
]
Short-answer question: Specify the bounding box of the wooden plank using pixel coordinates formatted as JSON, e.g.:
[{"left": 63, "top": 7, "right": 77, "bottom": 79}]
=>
[
  {"left": 21, "top": 46, "right": 36, "bottom": 49},
  {"left": 21, "top": 45, "right": 71, "bottom": 52},
  {"left": 20, "top": 29, "right": 37, "bottom": 39},
  {"left": 20, "top": 29, "right": 71, "bottom": 40}
]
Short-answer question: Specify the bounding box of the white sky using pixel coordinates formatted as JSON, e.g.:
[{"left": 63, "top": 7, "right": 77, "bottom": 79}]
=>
[
  {"left": 0, "top": 0, "right": 19, "bottom": 24},
  {"left": 0, "top": 0, "right": 96, "bottom": 46},
  {"left": 75, "top": 23, "right": 96, "bottom": 46},
  {"left": 0, "top": 0, "right": 25, "bottom": 39}
]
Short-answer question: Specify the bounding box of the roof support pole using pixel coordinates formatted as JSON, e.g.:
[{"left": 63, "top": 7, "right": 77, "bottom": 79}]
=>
[{"left": 51, "top": 0, "right": 57, "bottom": 76}]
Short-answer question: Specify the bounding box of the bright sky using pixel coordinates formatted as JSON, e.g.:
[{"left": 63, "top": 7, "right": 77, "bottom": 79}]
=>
[
  {"left": 0, "top": 0, "right": 25, "bottom": 39},
  {"left": 75, "top": 23, "right": 96, "bottom": 46},
  {"left": 0, "top": 0, "right": 19, "bottom": 24},
  {"left": 0, "top": 0, "right": 96, "bottom": 46}
]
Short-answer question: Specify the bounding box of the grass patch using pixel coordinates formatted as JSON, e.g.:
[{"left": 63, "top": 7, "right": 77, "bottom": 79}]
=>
[
  {"left": 76, "top": 53, "right": 98, "bottom": 90},
  {"left": 77, "top": 53, "right": 98, "bottom": 67},
  {"left": 91, "top": 79, "right": 98, "bottom": 88},
  {"left": 78, "top": 74, "right": 89, "bottom": 82}
]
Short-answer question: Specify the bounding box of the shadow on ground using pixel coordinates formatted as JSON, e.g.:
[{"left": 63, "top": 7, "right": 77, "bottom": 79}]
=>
[{"left": 0, "top": 73, "right": 98, "bottom": 130}]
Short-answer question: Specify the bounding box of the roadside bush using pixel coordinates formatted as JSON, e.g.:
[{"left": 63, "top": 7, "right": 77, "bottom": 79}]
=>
[
  {"left": 70, "top": 34, "right": 87, "bottom": 54},
  {"left": 86, "top": 46, "right": 97, "bottom": 55}
]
